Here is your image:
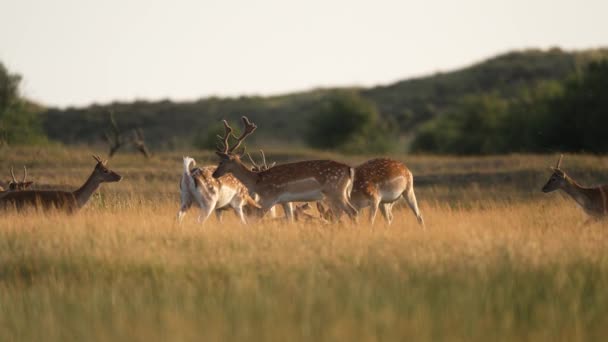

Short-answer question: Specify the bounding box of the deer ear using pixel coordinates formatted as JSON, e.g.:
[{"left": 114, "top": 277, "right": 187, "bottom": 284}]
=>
[{"left": 216, "top": 151, "right": 229, "bottom": 159}]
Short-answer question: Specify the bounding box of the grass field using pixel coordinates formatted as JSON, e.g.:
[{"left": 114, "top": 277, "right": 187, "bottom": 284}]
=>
[{"left": 1, "top": 146, "right": 608, "bottom": 341}]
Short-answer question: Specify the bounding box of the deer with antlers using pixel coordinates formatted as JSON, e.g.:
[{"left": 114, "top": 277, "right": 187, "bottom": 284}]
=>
[
  {"left": 178, "top": 156, "right": 260, "bottom": 224},
  {"left": 316, "top": 158, "right": 424, "bottom": 226},
  {"left": 212, "top": 116, "right": 358, "bottom": 222},
  {"left": 103, "top": 111, "right": 151, "bottom": 158},
  {"left": 0, "top": 166, "right": 34, "bottom": 193},
  {"left": 0, "top": 156, "right": 121, "bottom": 212},
  {"left": 542, "top": 154, "right": 608, "bottom": 224}
]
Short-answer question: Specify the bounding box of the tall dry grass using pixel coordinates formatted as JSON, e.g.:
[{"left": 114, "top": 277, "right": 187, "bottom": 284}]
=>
[{"left": 0, "top": 147, "right": 607, "bottom": 341}]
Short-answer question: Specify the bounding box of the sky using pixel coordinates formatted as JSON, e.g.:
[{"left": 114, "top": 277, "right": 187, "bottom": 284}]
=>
[{"left": 1, "top": 0, "right": 607, "bottom": 108}]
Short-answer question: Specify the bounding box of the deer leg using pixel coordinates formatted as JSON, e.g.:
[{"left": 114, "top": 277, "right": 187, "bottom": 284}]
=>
[
  {"left": 197, "top": 200, "right": 216, "bottom": 224},
  {"left": 369, "top": 196, "right": 381, "bottom": 225},
  {"left": 380, "top": 203, "right": 394, "bottom": 225},
  {"left": 326, "top": 195, "right": 358, "bottom": 223},
  {"left": 177, "top": 196, "right": 193, "bottom": 223},
  {"left": 281, "top": 202, "right": 294, "bottom": 223},
  {"left": 215, "top": 209, "right": 224, "bottom": 223},
  {"left": 233, "top": 205, "right": 247, "bottom": 225},
  {"left": 403, "top": 186, "right": 424, "bottom": 227},
  {"left": 177, "top": 203, "right": 191, "bottom": 222},
  {"left": 268, "top": 205, "right": 277, "bottom": 219}
]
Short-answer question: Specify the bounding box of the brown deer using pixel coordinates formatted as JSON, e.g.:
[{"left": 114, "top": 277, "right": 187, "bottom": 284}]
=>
[
  {"left": 212, "top": 117, "right": 358, "bottom": 222},
  {"left": 316, "top": 158, "right": 424, "bottom": 226},
  {"left": 542, "top": 154, "right": 608, "bottom": 224},
  {"left": 0, "top": 156, "right": 122, "bottom": 212},
  {"left": 178, "top": 156, "right": 260, "bottom": 224},
  {"left": 293, "top": 202, "right": 330, "bottom": 224},
  {"left": 0, "top": 166, "right": 34, "bottom": 192}
]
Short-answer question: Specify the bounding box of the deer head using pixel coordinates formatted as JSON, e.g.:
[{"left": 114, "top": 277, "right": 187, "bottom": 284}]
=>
[
  {"left": 8, "top": 166, "right": 34, "bottom": 190},
  {"left": 213, "top": 116, "right": 257, "bottom": 179},
  {"left": 91, "top": 155, "right": 123, "bottom": 183},
  {"left": 316, "top": 202, "right": 336, "bottom": 222},
  {"left": 542, "top": 154, "right": 567, "bottom": 193}
]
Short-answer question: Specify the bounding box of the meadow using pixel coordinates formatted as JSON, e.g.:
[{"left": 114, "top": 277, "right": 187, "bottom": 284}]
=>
[{"left": 1, "top": 146, "right": 608, "bottom": 341}]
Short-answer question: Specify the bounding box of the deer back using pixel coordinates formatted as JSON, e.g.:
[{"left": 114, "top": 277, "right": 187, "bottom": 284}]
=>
[{"left": 0, "top": 190, "right": 78, "bottom": 211}]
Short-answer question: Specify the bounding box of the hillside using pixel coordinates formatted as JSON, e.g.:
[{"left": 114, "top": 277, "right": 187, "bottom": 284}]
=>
[{"left": 41, "top": 48, "right": 608, "bottom": 149}]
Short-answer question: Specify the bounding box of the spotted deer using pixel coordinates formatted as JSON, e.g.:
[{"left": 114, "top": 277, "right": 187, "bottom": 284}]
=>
[
  {"left": 0, "top": 156, "right": 121, "bottom": 212},
  {"left": 317, "top": 158, "right": 424, "bottom": 226},
  {"left": 542, "top": 154, "right": 608, "bottom": 224},
  {"left": 0, "top": 166, "right": 34, "bottom": 193},
  {"left": 178, "top": 156, "right": 260, "bottom": 224},
  {"left": 212, "top": 116, "right": 358, "bottom": 222}
]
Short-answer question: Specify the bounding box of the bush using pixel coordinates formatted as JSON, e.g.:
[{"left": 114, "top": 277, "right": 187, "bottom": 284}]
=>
[{"left": 306, "top": 91, "right": 396, "bottom": 154}]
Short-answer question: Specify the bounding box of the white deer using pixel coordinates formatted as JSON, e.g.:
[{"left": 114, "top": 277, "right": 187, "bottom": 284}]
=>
[{"left": 178, "top": 156, "right": 260, "bottom": 224}]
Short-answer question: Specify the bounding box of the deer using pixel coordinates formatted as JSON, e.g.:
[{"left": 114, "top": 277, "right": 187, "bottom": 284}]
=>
[
  {"left": 542, "top": 154, "right": 608, "bottom": 224},
  {"left": 178, "top": 156, "right": 261, "bottom": 224},
  {"left": 212, "top": 116, "right": 358, "bottom": 223},
  {"left": 0, "top": 166, "right": 34, "bottom": 193},
  {"left": 0, "top": 155, "right": 122, "bottom": 213},
  {"left": 292, "top": 202, "right": 330, "bottom": 224},
  {"left": 316, "top": 158, "right": 424, "bottom": 226}
]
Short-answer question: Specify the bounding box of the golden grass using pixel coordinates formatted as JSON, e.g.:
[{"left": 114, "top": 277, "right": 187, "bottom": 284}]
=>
[{"left": 1, "top": 147, "right": 608, "bottom": 341}]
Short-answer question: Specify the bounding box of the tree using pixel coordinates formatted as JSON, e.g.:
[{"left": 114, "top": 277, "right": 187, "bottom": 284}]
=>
[
  {"left": 541, "top": 60, "right": 608, "bottom": 153},
  {"left": 306, "top": 91, "right": 395, "bottom": 154},
  {"left": 411, "top": 95, "right": 508, "bottom": 154},
  {"left": 0, "top": 62, "right": 47, "bottom": 146}
]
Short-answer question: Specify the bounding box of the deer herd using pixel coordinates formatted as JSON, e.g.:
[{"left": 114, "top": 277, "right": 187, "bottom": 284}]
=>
[{"left": 0, "top": 116, "right": 607, "bottom": 226}]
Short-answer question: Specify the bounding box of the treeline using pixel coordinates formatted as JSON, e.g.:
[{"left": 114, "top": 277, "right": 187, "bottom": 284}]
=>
[
  {"left": 2, "top": 48, "right": 608, "bottom": 154},
  {"left": 411, "top": 60, "right": 608, "bottom": 154}
]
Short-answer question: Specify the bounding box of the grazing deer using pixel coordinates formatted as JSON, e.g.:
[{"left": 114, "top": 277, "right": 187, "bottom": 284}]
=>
[
  {"left": 178, "top": 156, "right": 260, "bottom": 224},
  {"left": 212, "top": 117, "right": 358, "bottom": 222},
  {"left": 317, "top": 158, "right": 424, "bottom": 226},
  {"left": 103, "top": 111, "right": 151, "bottom": 158},
  {"left": 293, "top": 202, "right": 330, "bottom": 224},
  {"left": 542, "top": 154, "right": 608, "bottom": 223},
  {"left": 0, "top": 166, "right": 34, "bottom": 193},
  {"left": 0, "top": 156, "right": 122, "bottom": 212}
]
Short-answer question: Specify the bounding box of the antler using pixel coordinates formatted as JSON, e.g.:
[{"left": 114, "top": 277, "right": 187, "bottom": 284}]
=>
[
  {"left": 556, "top": 154, "right": 563, "bottom": 169},
  {"left": 22, "top": 166, "right": 27, "bottom": 182},
  {"left": 92, "top": 155, "right": 107, "bottom": 165},
  {"left": 246, "top": 152, "right": 261, "bottom": 170},
  {"left": 10, "top": 167, "right": 17, "bottom": 183},
  {"left": 216, "top": 120, "right": 234, "bottom": 154},
  {"left": 259, "top": 149, "right": 276, "bottom": 169},
  {"left": 228, "top": 116, "right": 257, "bottom": 154},
  {"left": 259, "top": 150, "right": 268, "bottom": 169}
]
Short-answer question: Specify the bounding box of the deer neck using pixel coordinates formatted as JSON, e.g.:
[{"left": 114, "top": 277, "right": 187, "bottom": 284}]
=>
[
  {"left": 561, "top": 175, "right": 591, "bottom": 208},
  {"left": 73, "top": 171, "right": 102, "bottom": 208},
  {"left": 229, "top": 162, "right": 260, "bottom": 191}
]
